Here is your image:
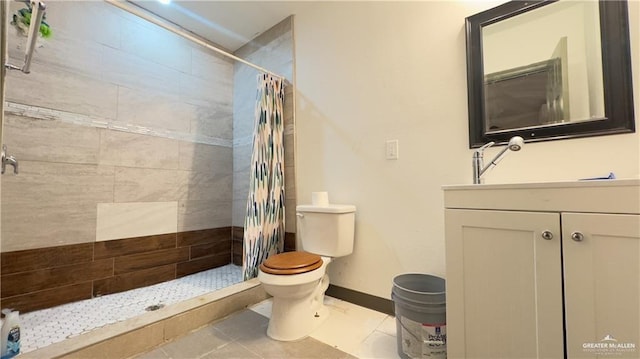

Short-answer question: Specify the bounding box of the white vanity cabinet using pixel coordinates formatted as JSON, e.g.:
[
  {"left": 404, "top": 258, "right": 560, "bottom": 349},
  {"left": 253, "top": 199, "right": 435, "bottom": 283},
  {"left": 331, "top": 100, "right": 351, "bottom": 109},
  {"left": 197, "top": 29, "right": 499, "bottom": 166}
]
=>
[{"left": 443, "top": 180, "right": 640, "bottom": 359}]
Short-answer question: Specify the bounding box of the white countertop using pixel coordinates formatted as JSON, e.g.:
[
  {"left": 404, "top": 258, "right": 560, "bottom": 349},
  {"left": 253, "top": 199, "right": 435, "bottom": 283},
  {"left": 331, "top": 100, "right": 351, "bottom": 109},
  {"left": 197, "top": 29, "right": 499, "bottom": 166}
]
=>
[
  {"left": 442, "top": 178, "right": 640, "bottom": 214},
  {"left": 442, "top": 178, "right": 640, "bottom": 191}
]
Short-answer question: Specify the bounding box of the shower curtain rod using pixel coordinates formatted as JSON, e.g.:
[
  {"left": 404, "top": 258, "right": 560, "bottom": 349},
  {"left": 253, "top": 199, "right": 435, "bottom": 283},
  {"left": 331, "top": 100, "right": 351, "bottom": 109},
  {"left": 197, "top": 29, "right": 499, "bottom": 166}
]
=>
[{"left": 105, "top": 0, "right": 285, "bottom": 80}]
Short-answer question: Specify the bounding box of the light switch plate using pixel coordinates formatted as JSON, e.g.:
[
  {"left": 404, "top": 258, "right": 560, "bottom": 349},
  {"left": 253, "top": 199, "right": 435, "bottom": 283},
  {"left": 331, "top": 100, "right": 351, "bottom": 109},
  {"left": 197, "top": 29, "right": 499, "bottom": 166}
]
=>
[{"left": 386, "top": 139, "right": 399, "bottom": 160}]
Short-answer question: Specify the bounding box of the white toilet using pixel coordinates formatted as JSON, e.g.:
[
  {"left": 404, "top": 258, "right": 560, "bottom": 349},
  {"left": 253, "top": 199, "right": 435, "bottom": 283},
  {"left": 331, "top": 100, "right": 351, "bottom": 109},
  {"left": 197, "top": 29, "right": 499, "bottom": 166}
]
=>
[{"left": 257, "top": 202, "right": 356, "bottom": 341}]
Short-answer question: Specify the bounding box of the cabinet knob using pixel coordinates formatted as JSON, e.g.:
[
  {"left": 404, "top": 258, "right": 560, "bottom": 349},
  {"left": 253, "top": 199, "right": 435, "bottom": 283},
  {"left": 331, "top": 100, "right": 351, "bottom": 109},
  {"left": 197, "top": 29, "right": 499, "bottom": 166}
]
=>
[
  {"left": 571, "top": 231, "right": 585, "bottom": 242},
  {"left": 541, "top": 231, "right": 554, "bottom": 240}
]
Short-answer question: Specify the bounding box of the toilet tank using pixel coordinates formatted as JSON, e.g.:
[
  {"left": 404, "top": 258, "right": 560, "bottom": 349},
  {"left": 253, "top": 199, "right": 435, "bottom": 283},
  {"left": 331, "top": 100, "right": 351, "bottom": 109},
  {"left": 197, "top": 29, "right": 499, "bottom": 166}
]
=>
[{"left": 296, "top": 204, "right": 356, "bottom": 257}]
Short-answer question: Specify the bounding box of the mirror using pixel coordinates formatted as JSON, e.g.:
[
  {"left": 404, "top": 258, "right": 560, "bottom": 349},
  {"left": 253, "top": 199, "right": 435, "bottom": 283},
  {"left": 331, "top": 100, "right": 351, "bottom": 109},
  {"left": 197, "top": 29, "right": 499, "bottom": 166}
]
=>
[{"left": 466, "top": 0, "right": 635, "bottom": 148}]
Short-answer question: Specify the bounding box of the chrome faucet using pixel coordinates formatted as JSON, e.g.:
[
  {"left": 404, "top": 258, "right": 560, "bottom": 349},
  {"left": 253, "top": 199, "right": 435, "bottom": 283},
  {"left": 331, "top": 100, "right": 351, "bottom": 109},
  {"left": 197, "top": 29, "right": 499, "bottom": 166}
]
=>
[
  {"left": 1, "top": 145, "right": 19, "bottom": 175},
  {"left": 473, "top": 136, "right": 524, "bottom": 184}
]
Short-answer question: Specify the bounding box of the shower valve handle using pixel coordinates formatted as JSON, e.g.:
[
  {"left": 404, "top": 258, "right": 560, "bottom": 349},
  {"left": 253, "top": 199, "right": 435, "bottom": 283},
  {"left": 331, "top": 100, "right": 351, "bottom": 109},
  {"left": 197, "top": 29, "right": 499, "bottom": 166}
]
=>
[{"left": 1, "top": 145, "right": 19, "bottom": 175}]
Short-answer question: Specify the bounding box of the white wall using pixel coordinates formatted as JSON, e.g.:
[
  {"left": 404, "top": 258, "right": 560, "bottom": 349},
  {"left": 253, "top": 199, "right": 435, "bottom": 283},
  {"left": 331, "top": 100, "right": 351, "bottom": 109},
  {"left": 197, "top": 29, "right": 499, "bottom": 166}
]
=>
[{"left": 292, "top": 1, "right": 639, "bottom": 299}]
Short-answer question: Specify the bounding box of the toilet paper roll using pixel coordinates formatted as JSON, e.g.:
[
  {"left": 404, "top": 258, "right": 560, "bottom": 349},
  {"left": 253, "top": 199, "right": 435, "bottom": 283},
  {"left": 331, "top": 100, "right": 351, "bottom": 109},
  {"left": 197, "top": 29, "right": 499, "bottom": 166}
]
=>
[{"left": 312, "top": 192, "right": 329, "bottom": 206}]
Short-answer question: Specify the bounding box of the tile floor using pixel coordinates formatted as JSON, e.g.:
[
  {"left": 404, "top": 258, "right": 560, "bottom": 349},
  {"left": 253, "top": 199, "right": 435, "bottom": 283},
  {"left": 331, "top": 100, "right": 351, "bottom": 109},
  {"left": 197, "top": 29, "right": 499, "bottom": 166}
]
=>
[
  {"left": 19, "top": 264, "right": 401, "bottom": 358},
  {"left": 19, "top": 264, "right": 243, "bottom": 353},
  {"left": 136, "top": 296, "right": 399, "bottom": 359}
]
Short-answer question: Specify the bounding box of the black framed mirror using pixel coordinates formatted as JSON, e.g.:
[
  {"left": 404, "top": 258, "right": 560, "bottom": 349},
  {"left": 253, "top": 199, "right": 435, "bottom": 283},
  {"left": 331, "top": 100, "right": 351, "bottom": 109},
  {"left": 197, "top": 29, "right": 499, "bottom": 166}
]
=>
[{"left": 466, "top": 0, "right": 635, "bottom": 148}]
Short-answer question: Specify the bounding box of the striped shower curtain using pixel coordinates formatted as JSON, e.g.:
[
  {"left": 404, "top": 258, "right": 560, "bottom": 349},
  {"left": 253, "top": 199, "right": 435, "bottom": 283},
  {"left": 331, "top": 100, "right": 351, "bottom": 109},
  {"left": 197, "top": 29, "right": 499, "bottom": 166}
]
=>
[{"left": 242, "top": 74, "right": 286, "bottom": 280}]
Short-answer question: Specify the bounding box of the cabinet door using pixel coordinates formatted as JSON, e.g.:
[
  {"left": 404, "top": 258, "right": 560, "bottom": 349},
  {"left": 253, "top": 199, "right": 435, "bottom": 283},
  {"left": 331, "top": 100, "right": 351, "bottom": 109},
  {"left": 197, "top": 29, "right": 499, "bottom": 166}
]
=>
[
  {"left": 562, "top": 213, "right": 640, "bottom": 359},
  {"left": 445, "top": 209, "right": 563, "bottom": 359}
]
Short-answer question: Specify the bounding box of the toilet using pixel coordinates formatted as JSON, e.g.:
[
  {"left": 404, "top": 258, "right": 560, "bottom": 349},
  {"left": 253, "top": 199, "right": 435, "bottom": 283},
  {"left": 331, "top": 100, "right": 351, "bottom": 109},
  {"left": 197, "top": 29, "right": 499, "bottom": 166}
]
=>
[{"left": 257, "top": 202, "right": 356, "bottom": 341}]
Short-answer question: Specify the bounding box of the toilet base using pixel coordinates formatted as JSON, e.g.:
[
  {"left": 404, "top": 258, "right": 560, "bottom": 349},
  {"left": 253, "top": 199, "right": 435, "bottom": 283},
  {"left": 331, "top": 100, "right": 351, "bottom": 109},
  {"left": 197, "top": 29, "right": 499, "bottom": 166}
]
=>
[
  {"left": 265, "top": 275, "right": 330, "bottom": 341},
  {"left": 267, "top": 296, "right": 329, "bottom": 341}
]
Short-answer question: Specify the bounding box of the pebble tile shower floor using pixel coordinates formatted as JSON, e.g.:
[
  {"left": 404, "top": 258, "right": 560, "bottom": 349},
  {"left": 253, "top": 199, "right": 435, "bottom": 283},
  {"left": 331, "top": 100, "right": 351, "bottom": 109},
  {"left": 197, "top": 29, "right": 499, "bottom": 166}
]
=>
[{"left": 19, "top": 264, "right": 243, "bottom": 353}]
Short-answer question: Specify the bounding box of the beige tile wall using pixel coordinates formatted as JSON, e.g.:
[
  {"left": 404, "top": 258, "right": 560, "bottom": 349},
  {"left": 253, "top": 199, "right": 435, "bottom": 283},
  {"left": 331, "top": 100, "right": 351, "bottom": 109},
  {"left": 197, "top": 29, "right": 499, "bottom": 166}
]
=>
[
  {"left": 2, "top": 1, "right": 236, "bottom": 252},
  {"left": 96, "top": 202, "right": 179, "bottom": 242}
]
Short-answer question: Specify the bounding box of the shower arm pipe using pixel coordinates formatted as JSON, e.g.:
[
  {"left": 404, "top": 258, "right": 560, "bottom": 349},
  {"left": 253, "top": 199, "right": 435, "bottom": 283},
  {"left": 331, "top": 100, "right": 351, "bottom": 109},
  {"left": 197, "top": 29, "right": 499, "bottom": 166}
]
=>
[
  {"left": 21, "top": 0, "right": 46, "bottom": 73},
  {"left": 3, "top": 0, "right": 46, "bottom": 74},
  {"left": 104, "top": 0, "right": 286, "bottom": 81}
]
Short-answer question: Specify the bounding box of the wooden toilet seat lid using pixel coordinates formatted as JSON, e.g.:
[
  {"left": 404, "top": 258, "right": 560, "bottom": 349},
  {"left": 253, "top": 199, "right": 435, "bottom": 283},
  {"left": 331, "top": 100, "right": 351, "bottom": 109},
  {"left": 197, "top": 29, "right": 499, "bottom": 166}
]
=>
[{"left": 259, "top": 251, "right": 323, "bottom": 275}]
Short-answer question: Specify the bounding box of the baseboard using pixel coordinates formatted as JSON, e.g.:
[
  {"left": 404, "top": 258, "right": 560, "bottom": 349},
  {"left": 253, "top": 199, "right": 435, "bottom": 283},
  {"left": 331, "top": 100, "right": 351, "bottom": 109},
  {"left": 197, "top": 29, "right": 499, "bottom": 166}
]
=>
[{"left": 326, "top": 284, "right": 394, "bottom": 316}]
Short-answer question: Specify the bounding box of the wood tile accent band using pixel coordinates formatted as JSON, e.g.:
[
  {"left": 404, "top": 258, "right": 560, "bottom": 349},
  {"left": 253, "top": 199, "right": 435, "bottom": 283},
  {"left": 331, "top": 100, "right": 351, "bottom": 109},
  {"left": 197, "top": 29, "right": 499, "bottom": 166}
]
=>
[
  {"left": 0, "top": 227, "right": 232, "bottom": 313},
  {"left": 230, "top": 227, "right": 297, "bottom": 266}
]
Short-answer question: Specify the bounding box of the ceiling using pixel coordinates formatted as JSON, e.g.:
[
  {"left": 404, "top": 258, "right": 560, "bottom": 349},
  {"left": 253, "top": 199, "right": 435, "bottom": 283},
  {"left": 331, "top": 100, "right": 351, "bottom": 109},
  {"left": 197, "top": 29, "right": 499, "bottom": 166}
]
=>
[{"left": 130, "top": 1, "right": 297, "bottom": 52}]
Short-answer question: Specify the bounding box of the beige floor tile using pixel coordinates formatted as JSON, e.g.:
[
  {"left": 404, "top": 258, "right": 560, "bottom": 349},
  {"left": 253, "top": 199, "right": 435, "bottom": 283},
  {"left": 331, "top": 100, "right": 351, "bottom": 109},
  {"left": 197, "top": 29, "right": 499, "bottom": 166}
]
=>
[
  {"left": 376, "top": 316, "right": 398, "bottom": 337},
  {"left": 248, "top": 298, "right": 273, "bottom": 318},
  {"left": 249, "top": 335, "right": 355, "bottom": 359},
  {"left": 133, "top": 347, "right": 170, "bottom": 359},
  {"left": 239, "top": 335, "right": 353, "bottom": 359},
  {"left": 137, "top": 297, "right": 393, "bottom": 359},
  {"left": 140, "top": 308, "right": 356, "bottom": 359},
  {"left": 211, "top": 310, "right": 270, "bottom": 342},
  {"left": 355, "top": 330, "right": 399, "bottom": 359},
  {"left": 159, "top": 326, "right": 232, "bottom": 358},
  {"left": 309, "top": 297, "right": 388, "bottom": 356},
  {"left": 200, "top": 342, "right": 260, "bottom": 359}
]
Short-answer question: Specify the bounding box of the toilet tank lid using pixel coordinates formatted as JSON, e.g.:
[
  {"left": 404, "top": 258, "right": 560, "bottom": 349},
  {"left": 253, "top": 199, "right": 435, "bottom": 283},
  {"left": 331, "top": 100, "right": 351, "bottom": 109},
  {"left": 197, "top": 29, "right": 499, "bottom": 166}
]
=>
[{"left": 296, "top": 204, "right": 356, "bottom": 213}]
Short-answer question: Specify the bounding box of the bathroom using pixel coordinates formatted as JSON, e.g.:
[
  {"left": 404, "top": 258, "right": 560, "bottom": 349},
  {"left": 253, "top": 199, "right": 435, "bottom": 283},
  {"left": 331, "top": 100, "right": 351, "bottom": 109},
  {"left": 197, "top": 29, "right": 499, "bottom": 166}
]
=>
[{"left": 1, "top": 0, "right": 639, "bottom": 358}]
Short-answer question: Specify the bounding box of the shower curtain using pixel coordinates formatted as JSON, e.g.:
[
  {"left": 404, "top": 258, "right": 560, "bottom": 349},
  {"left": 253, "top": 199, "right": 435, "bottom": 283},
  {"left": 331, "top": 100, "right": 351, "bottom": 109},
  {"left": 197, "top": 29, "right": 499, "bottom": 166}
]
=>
[{"left": 243, "top": 74, "right": 286, "bottom": 280}]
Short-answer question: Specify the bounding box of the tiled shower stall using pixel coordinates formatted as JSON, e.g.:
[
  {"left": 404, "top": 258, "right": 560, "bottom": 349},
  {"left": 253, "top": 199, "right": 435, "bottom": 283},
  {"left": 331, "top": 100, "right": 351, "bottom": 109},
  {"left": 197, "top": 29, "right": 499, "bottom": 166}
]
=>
[{"left": 1, "top": 1, "right": 295, "bottom": 316}]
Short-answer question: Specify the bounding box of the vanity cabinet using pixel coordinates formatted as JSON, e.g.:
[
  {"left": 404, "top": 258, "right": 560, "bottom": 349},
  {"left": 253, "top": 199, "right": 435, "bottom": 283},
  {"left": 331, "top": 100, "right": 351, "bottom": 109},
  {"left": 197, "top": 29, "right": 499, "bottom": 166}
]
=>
[{"left": 443, "top": 180, "right": 640, "bottom": 359}]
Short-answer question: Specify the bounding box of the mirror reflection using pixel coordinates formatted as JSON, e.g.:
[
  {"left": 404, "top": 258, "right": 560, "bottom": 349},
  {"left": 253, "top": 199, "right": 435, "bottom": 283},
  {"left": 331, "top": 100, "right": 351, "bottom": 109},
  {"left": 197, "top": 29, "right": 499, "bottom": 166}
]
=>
[{"left": 482, "top": 1, "right": 603, "bottom": 133}]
